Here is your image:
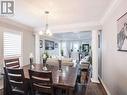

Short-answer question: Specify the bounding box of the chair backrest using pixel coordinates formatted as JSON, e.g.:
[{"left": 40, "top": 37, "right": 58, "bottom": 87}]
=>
[
  {"left": 4, "top": 67, "right": 25, "bottom": 93},
  {"left": 4, "top": 58, "right": 20, "bottom": 68},
  {"left": 29, "top": 70, "right": 53, "bottom": 94}
]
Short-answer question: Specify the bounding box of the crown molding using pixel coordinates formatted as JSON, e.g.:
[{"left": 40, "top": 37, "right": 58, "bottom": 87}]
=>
[
  {"left": 100, "top": 0, "right": 122, "bottom": 24},
  {"left": 58, "top": 38, "right": 91, "bottom": 41},
  {"left": 0, "top": 17, "right": 102, "bottom": 34},
  {"left": 40, "top": 35, "right": 61, "bottom": 41},
  {"left": 34, "top": 22, "right": 102, "bottom": 34},
  {"left": 0, "top": 17, "right": 34, "bottom": 32}
]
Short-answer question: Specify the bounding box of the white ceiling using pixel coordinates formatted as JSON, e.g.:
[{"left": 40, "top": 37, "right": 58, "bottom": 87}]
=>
[{"left": 7, "top": 0, "right": 113, "bottom": 29}]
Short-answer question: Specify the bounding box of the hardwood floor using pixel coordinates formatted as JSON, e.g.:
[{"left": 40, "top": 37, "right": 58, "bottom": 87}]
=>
[
  {"left": 0, "top": 69, "right": 107, "bottom": 95},
  {"left": 85, "top": 82, "right": 107, "bottom": 95},
  {"left": 75, "top": 69, "right": 107, "bottom": 95},
  {"left": 0, "top": 78, "right": 107, "bottom": 95},
  {"left": 75, "top": 82, "right": 107, "bottom": 95}
]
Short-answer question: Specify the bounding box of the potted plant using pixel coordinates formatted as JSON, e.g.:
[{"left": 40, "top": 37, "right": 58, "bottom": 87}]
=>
[
  {"left": 61, "top": 49, "right": 64, "bottom": 56},
  {"left": 42, "top": 51, "right": 49, "bottom": 70}
]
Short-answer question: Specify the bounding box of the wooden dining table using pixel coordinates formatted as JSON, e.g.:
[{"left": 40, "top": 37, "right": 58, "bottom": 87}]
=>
[{"left": 4, "top": 64, "right": 78, "bottom": 95}]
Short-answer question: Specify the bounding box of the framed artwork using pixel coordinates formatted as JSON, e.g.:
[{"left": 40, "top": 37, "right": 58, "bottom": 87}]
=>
[
  {"left": 82, "top": 44, "right": 89, "bottom": 53},
  {"left": 55, "top": 43, "right": 58, "bottom": 48},
  {"left": 98, "top": 34, "right": 100, "bottom": 48},
  {"left": 117, "top": 12, "right": 127, "bottom": 51},
  {"left": 40, "top": 40, "right": 43, "bottom": 48},
  {"left": 45, "top": 40, "right": 54, "bottom": 50}
]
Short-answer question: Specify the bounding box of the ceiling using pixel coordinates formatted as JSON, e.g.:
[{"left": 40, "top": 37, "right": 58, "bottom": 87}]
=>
[
  {"left": 54, "top": 31, "right": 92, "bottom": 40},
  {"left": 7, "top": 0, "right": 113, "bottom": 29}
]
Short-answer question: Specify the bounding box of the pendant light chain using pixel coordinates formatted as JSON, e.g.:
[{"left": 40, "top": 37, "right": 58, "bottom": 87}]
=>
[
  {"left": 39, "top": 11, "right": 52, "bottom": 36},
  {"left": 45, "top": 11, "right": 49, "bottom": 33}
]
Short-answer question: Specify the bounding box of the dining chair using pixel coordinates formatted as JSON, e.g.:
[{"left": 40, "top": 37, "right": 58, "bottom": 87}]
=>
[
  {"left": 4, "top": 67, "right": 29, "bottom": 95},
  {"left": 29, "top": 70, "right": 54, "bottom": 95},
  {"left": 3, "top": 58, "right": 20, "bottom": 95},
  {"left": 4, "top": 58, "right": 20, "bottom": 68}
]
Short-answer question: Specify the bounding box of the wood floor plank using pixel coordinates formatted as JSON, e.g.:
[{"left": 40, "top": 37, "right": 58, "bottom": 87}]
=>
[
  {"left": 85, "top": 82, "right": 107, "bottom": 95},
  {"left": 0, "top": 69, "right": 107, "bottom": 95}
]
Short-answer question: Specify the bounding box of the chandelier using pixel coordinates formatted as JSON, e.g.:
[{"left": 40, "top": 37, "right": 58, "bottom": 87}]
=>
[{"left": 39, "top": 11, "right": 52, "bottom": 36}]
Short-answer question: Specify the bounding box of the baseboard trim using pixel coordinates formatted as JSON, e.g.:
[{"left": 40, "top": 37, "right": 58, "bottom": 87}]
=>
[
  {"left": 91, "top": 78, "right": 100, "bottom": 83},
  {"left": 98, "top": 76, "right": 111, "bottom": 95}
]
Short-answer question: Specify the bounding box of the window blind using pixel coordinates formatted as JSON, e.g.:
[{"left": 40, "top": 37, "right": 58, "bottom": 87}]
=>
[{"left": 4, "top": 32, "right": 21, "bottom": 57}]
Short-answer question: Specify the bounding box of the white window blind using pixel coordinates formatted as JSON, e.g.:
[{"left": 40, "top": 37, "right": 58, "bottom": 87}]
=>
[{"left": 4, "top": 32, "right": 21, "bottom": 57}]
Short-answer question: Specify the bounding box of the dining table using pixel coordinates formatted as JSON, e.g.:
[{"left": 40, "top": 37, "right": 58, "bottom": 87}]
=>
[{"left": 4, "top": 63, "right": 78, "bottom": 95}]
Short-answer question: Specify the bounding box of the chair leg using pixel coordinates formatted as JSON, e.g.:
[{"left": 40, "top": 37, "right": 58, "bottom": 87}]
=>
[
  {"left": 52, "top": 88, "right": 54, "bottom": 95},
  {"left": 30, "top": 90, "right": 34, "bottom": 95}
]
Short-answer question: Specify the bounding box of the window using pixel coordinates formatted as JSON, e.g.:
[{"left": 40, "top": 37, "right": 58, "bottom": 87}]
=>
[
  {"left": 4, "top": 32, "right": 21, "bottom": 57},
  {"left": 73, "top": 42, "right": 79, "bottom": 52}
]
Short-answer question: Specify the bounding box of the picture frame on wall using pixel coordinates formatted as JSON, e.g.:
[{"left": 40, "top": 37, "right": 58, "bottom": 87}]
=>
[
  {"left": 40, "top": 40, "right": 43, "bottom": 48},
  {"left": 82, "top": 44, "right": 89, "bottom": 53},
  {"left": 55, "top": 43, "right": 58, "bottom": 48},
  {"left": 117, "top": 12, "right": 127, "bottom": 51},
  {"left": 45, "top": 40, "right": 54, "bottom": 50},
  {"left": 98, "top": 34, "right": 100, "bottom": 48}
]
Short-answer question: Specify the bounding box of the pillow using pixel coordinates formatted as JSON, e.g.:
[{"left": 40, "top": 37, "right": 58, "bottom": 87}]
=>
[{"left": 81, "top": 56, "right": 90, "bottom": 62}]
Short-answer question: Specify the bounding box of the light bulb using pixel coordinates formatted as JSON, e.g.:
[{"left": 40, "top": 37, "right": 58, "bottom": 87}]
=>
[
  {"left": 46, "top": 29, "right": 50, "bottom": 34},
  {"left": 49, "top": 32, "right": 53, "bottom": 36},
  {"left": 29, "top": 53, "right": 34, "bottom": 58},
  {"left": 46, "top": 29, "right": 52, "bottom": 36},
  {"left": 39, "top": 31, "right": 43, "bottom": 35}
]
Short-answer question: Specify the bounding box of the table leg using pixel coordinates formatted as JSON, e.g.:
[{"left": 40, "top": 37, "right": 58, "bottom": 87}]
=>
[{"left": 69, "top": 88, "right": 74, "bottom": 95}]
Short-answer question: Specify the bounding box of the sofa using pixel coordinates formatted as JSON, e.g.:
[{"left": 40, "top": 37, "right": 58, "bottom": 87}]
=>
[{"left": 46, "top": 58, "right": 74, "bottom": 67}]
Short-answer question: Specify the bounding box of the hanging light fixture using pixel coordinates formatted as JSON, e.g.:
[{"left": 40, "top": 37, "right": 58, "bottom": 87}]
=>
[{"left": 39, "top": 11, "right": 52, "bottom": 36}]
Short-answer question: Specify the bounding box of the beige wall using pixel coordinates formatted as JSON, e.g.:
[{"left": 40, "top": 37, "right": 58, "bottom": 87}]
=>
[
  {"left": 0, "top": 18, "right": 34, "bottom": 66},
  {"left": 23, "top": 31, "right": 35, "bottom": 65},
  {"left": 102, "top": 0, "right": 127, "bottom": 94}
]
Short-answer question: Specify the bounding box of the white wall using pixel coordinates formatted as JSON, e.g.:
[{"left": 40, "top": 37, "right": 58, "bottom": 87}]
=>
[
  {"left": 101, "top": 0, "right": 127, "bottom": 94},
  {"left": 0, "top": 31, "right": 3, "bottom": 79},
  {"left": 0, "top": 19, "right": 34, "bottom": 66},
  {"left": 22, "top": 31, "right": 35, "bottom": 65}
]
